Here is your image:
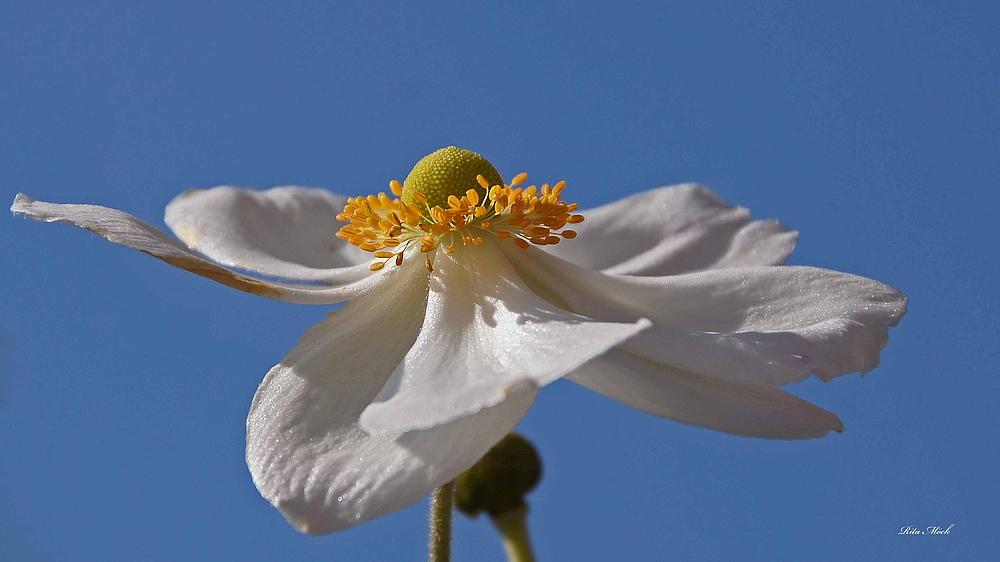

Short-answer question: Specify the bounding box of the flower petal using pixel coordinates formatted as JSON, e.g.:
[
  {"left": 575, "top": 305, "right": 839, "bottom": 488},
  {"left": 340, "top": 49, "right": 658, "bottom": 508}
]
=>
[
  {"left": 247, "top": 261, "right": 536, "bottom": 534},
  {"left": 503, "top": 242, "right": 906, "bottom": 386},
  {"left": 358, "top": 239, "right": 650, "bottom": 434},
  {"left": 11, "top": 193, "right": 379, "bottom": 304},
  {"left": 164, "top": 186, "right": 374, "bottom": 284},
  {"left": 544, "top": 184, "right": 798, "bottom": 275},
  {"left": 569, "top": 350, "right": 844, "bottom": 439}
]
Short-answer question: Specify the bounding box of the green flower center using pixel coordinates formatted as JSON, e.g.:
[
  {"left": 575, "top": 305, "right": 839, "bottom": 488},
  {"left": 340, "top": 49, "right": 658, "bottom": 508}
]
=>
[{"left": 402, "top": 146, "right": 504, "bottom": 209}]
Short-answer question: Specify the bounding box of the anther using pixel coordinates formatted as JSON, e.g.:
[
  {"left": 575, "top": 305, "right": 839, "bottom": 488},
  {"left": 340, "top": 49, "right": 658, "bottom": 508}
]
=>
[{"left": 336, "top": 149, "right": 585, "bottom": 267}]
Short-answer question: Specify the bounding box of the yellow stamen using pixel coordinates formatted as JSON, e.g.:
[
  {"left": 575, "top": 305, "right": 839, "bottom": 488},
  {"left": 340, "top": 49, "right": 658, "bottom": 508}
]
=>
[{"left": 334, "top": 148, "right": 585, "bottom": 271}]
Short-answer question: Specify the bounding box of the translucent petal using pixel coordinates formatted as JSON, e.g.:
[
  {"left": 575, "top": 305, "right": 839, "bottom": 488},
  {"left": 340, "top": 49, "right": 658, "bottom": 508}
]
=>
[
  {"left": 503, "top": 242, "right": 906, "bottom": 386},
  {"left": 359, "top": 240, "right": 649, "bottom": 433},
  {"left": 569, "top": 350, "right": 844, "bottom": 439},
  {"left": 246, "top": 259, "right": 536, "bottom": 533},
  {"left": 544, "top": 184, "right": 797, "bottom": 275},
  {"left": 11, "top": 193, "right": 377, "bottom": 304},
  {"left": 165, "top": 186, "right": 373, "bottom": 284}
]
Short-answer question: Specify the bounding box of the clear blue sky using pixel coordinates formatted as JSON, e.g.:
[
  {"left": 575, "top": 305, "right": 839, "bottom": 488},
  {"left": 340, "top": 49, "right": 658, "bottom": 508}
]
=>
[{"left": 3, "top": 1, "right": 997, "bottom": 560}]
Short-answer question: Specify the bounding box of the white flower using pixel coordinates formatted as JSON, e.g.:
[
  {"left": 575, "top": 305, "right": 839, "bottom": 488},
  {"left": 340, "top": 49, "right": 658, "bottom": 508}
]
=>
[{"left": 10, "top": 147, "right": 906, "bottom": 535}]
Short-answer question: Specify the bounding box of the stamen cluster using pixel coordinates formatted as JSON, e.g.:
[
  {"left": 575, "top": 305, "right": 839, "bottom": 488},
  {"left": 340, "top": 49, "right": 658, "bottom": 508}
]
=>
[{"left": 336, "top": 173, "right": 584, "bottom": 271}]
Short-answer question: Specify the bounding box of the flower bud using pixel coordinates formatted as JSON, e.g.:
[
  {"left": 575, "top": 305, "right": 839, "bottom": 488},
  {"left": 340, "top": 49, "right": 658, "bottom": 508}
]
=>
[{"left": 455, "top": 432, "right": 542, "bottom": 518}]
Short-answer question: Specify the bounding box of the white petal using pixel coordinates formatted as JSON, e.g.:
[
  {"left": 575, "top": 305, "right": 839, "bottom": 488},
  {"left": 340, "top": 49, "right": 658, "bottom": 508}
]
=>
[
  {"left": 569, "top": 350, "right": 844, "bottom": 439},
  {"left": 503, "top": 242, "right": 906, "bottom": 386},
  {"left": 11, "top": 193, "right": 380, "bottom": 304},
  {"left": 544, "top": 184, "right": 798, "bottom": 275},
  {"left": 358, "top": 239, "right": 650, "bottom": 433},
  {"left": 165, "top": 186, "right": 374, "bottom": 284},
  {"left": 247, "top": 261, "right": 536, "bottom": 534}
]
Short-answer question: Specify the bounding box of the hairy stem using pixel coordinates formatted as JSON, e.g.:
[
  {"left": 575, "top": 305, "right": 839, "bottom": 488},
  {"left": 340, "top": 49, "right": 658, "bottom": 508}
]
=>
[{"left": 429, "top": 480, "right": 456, "bottom": 562}]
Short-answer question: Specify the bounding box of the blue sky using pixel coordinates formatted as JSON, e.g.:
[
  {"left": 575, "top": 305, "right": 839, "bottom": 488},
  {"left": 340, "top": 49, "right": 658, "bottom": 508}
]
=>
[{"left": 2, "top": 1, "right": 997, "bottom": 560}]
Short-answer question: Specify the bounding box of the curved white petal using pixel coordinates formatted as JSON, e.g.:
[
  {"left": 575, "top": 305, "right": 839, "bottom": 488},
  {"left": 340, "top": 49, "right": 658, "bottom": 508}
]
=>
[
  {"left": 569, "top": 350, "right": 844, "bottom": 439},
  {"left": 544, "top": 184, "right": 798, "bottom": 275},
  {"left": 503, "top": 242, "right": 906, "bottom": 386},
  {"left": 619, "top": 319, "right": 893, "bottom": 387},
  {"left": 165, "top": 186, "right": 374, "bottom": 284},
  {"left": 11, "top": 193, "right": 379, "bottom": 304},
  {"left": 247, "top": 260, "right": 537, "bottom": 534},
  {"left": 359, "top": 239, "right": 650, "bottom": 433}
]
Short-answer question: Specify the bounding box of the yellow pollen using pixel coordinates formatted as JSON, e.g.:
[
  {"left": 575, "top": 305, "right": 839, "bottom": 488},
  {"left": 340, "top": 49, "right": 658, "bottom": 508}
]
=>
[{"left": 335, "top": 147, "right": 585, "bottom": 271}]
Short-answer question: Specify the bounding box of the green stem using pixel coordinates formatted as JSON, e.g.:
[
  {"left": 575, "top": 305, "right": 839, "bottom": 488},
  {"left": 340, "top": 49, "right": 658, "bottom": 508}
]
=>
[
  {"left": 491, "top": 505, "right": 536, "bottom": 562},
  {"left": 429, "top": 480, "right": 455, "bottom": 562}
]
